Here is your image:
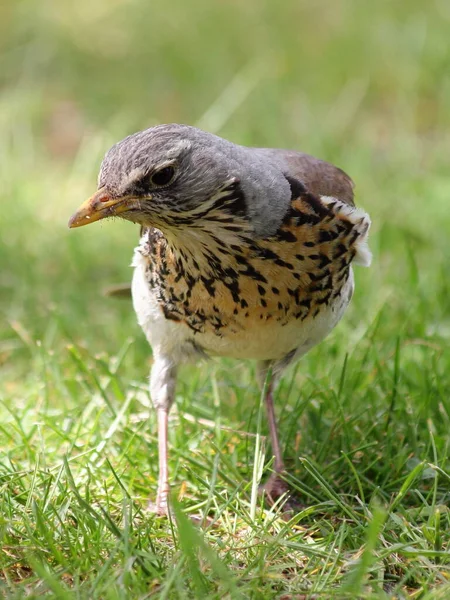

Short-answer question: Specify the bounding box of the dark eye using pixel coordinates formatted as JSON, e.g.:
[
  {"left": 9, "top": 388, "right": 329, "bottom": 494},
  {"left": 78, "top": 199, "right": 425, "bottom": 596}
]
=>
[{"left": 150, "top": 165, "right": 175, "bottom": 187}]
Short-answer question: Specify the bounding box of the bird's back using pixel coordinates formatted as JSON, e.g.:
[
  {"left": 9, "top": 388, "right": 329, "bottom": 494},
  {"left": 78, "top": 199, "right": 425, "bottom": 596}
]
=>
[{"left": 252, "top": 147, "right": 355, "bottom": 206}]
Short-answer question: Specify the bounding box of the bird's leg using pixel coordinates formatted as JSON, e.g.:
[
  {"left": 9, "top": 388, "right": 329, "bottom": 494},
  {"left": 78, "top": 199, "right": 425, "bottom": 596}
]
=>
[
  {"left": 258, "top": 362, "right": 301, "bottom": 512},
  {"left": 264, "top": 380, "right": 285, "bottom": 474},
  {"left": 260, "top": 375, "right": 290, "bottom": 502},
  {"left": 148, "top": 356, "right": 177, "bottom": 515},
  {"left": 155, "top": 407, "right": 169, "bottom": 513}
]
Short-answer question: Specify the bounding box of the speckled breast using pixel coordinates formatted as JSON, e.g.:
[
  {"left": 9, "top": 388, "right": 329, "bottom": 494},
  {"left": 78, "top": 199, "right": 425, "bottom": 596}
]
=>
[{"left": 134, "top": 191, "right": 367, "bottom": 362}]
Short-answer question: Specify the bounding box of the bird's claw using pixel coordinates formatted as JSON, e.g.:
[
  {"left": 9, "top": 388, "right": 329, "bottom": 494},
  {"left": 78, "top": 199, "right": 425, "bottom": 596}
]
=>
[
  {"left": 147, "top": 498, "right": 169, "bottom": 516},
  {"left": 147, "top": 483, "right": 170, "bottom": 516},
  {"left": 259, "top": 472, "right": 304, "bottom": 516}
]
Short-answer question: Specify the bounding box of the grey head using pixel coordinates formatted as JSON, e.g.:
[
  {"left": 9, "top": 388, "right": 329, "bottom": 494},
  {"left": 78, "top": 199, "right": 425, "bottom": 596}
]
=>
[
  {"left": 94, "top": 124, "right": 293, "bottom": 236},
  {"left": 69, "top": 124, "right": 354, "bottom": 236}
]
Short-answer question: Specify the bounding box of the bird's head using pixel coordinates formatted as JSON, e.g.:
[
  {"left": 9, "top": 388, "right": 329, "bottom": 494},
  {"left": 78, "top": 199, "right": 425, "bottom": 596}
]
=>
[
  {"left": 69, "top": 124, "right": 293, "bottom": 236},
  {"left": 68, "top": 124, "right": 248, "bottom": 231}
]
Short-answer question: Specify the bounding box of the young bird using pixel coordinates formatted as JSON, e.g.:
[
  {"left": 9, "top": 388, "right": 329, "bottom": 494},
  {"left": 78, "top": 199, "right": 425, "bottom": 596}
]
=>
[{"left": 69, "top": 124, "right": 371, "bottom": 514}]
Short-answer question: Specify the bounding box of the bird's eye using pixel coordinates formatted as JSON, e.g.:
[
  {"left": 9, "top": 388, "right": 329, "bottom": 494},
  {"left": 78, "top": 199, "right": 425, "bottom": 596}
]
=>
[{"left": 150, "top": 165, "right": 176, "bottom": 187}]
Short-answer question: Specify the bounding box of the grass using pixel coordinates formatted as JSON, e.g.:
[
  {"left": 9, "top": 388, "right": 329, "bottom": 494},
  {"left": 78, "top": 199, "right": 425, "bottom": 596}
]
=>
[{"left": 1, "top": 0, "right": 450, "bottom": 597}]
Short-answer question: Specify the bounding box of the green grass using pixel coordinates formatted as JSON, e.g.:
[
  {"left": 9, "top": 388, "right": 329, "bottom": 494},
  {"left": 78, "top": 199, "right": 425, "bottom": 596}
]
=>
[{"left": 2, "top": 0, "right": 450, "bottom": 597}]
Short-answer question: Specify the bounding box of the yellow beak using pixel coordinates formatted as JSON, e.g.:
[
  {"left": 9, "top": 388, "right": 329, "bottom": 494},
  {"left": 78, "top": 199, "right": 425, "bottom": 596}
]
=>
[{"left": 68, "top": 187, "right": 139, "bottom": 228}]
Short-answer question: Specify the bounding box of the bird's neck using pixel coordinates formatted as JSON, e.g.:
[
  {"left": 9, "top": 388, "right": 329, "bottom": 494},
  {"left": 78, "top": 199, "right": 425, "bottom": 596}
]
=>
[
  {"left": 161, "top": 214, "right": 253, "bottom": 277},
  {"left": 141, "top": 182, "right": 254, "bottom": 276}
]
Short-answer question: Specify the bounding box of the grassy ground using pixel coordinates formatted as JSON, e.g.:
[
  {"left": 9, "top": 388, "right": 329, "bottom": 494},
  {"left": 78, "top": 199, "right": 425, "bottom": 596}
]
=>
[{"left": 1, "top": 0, "right": 450, "bottom": 597}]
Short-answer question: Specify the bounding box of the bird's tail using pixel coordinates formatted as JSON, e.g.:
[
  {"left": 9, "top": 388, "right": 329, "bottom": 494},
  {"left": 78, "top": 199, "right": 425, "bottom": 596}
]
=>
[{"left": 103, "top": 283, "right": 133, "bottom": 299}]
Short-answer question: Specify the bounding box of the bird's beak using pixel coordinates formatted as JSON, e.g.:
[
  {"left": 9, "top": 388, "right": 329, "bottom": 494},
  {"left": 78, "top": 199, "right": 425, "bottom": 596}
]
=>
[{"left": 68, "top": 187, "right": 138, "bottom": 228}]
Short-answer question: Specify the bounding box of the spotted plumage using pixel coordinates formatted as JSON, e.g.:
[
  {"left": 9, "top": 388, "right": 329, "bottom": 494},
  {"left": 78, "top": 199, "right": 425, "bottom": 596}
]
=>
[
  {"left": 133, "top": 177, "right": 369, "bottom": 366},
  {"left": 69, "top": 124, "right": 371, "bottom": 514}
]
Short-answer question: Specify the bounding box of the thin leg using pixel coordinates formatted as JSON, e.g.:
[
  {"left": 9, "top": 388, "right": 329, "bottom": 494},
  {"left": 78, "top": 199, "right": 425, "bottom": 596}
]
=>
[
  {"left": 154, "top": 408, "right": 170, "bottom": 514},
  {"left": 148, "top": 356, "right": 177, "bottom": 515},
  {"left": 258, "top": 363, "right": 302, "bottom": 513},
  {"left": 264, "top": 381, "right": 285, "bottom": 473}
]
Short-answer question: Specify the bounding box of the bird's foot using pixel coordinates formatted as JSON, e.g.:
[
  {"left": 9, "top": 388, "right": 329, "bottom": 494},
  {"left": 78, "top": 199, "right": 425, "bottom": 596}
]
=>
[
  {"left": 147, "top": 498, "right": 169, "bottom": 516},
  {"left": 259, "top": 472, "right": 303, "bottom": 516},
  {"left": 147, "top": 485, "right": 170, "bottom": 516}
]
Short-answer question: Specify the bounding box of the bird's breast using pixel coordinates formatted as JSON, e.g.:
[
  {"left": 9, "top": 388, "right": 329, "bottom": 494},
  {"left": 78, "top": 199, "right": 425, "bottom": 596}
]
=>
[
  {"left": 132, "top": 189, "right": 369, "bottom": 362},
  {"left": 132, "top": 246, "right": 354, "bottom": 362}
]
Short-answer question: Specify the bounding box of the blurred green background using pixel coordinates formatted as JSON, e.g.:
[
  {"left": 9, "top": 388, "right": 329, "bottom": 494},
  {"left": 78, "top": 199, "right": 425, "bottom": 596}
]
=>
[
  {"left": 1, "top": 0, "right": 450, "bottom": 448},
  {"left": 1, "top": 0, "right": 450, "bottom": 595},
  {"left": 1, "top": 0, "right": 450, "bottom": 361}
]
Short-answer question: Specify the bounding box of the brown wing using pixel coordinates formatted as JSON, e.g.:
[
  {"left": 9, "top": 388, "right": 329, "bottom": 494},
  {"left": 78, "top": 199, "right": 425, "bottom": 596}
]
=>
[{"left": 259, "top": 148, "right": 355, "bottom": 207}]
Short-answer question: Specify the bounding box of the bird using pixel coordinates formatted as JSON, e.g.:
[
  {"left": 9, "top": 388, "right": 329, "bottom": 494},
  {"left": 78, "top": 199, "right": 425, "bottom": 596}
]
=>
[{"left": 68, "top": 124, "right": 371, "bottom": 515}]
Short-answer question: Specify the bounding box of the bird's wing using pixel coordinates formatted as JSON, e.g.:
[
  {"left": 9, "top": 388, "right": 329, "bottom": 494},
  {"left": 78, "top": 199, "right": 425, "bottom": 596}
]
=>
[{"left": 258, "top": 149, "right": 355, "bottom": 207}]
